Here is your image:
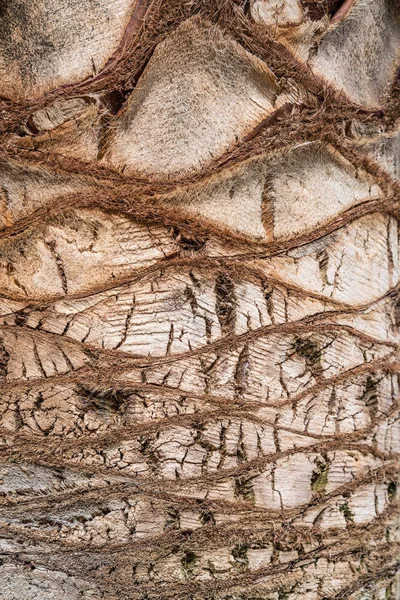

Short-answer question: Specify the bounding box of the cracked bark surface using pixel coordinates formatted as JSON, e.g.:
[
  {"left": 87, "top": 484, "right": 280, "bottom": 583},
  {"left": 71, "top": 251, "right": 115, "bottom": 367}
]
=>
[{"left": 0, "top": 0, "right": 399, "bottom": 598}]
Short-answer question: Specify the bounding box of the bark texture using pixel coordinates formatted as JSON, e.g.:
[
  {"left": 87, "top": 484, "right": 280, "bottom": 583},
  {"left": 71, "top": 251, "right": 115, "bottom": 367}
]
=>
[{"left": 0, "top": 0, "right": 399, "bottom": 599}]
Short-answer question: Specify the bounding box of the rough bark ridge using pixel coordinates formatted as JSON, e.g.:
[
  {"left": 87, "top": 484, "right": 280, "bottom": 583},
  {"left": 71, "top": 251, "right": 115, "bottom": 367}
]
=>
[{"left": 0, "top": 0, "right": 399, "bottom": 599}]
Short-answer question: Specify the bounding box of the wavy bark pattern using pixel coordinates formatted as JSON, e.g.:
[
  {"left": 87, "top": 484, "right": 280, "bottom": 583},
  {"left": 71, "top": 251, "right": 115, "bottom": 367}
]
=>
[{"left": 0, "top": 0, "right": 399, "bottom": 598}]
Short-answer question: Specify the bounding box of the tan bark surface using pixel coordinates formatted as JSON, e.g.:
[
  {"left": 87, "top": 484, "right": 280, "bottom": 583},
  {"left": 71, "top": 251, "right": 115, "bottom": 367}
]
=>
[{"left": 0, "top": 0, "right": 399, "bottom": 598}]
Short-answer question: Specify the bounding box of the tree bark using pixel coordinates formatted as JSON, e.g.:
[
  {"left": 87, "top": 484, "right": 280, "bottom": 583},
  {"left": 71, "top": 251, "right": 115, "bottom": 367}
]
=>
[{"left": 0, "top": 0, "right": 399, "bottom": 598}]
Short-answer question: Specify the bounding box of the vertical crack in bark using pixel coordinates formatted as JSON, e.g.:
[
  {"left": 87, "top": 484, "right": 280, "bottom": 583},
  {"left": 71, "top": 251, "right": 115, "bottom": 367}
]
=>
[
  {"left": 44, "top": 239, "right": 68, "bottom": 295},
  {"left": 115, "top": 293, "right": 136, "bottom": 350},
  {"left": 273, "top": 413, "right": 281, "bottom": 453},
  {"left": 235, "top": 474, "right": 255, "bottom": 503},
  {"left": 318, "top": 249, "right": 330, "bottom": 287},
  {"left": 237, "top": 422, "right": 247, "bottom": 463},
  {"left": 361, "top": 376, "right": 379, "bottom": 425},
  {"left": 0, "top": 337, "right": 10, "bottom": 377},
  {"left": 32, "top": 341, "right": 47, "bottom": 379},
  {"left": 387, "top": 218, "right": 395, "bottom": 286},
  {"left": 166, "top": 323, "right": 175, "bottom": 356},
  {"left": 234, "top": 344, "right": 250, "bottom": 399},
  {"left": 215, "top": 273, "right": 237, "bottom": 334},
  {"left": 311, "top": 453, "right": 330, "bottom": 494},
  {"left": 271, "top": 462, "right": 284, "bottom": 511},
  {"left": 262, "top": 279, "right": 275, "bottom": 324},
  {"left": 57, "top": 344, "right": 75, "bottom": 372},
  {"left": 292, "top": 336, "right": 323, "bottom": 376},
  {"left": 184, "top": 285, "right": 198, "bottom": 315}
]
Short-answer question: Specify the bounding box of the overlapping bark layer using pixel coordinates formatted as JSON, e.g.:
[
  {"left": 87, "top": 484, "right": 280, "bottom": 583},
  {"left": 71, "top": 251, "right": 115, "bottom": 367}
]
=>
[{"left": 0, "top": 0, "right": 399, "bottom": 598}]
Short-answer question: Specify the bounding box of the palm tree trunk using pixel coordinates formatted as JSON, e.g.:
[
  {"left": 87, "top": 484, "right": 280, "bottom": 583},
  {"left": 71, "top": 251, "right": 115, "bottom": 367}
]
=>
[{"left": 0, "top": 0, "right": 399, "bottom": 598}]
